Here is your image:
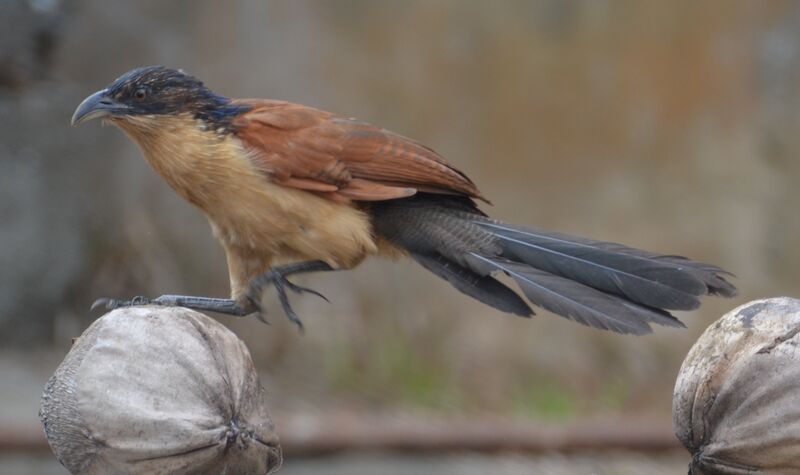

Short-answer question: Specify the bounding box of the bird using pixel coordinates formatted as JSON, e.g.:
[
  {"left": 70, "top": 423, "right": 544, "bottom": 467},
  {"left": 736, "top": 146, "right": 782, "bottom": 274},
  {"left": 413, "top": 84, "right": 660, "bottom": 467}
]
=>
[{"left": 72, "top": 66, "right": 736, "bottom": 335}]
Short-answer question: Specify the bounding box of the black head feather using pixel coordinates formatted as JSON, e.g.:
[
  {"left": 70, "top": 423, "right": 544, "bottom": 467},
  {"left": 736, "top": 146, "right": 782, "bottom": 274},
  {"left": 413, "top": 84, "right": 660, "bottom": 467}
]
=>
[{"left": 104, "top": 66, "right": 249, "bottom": 129}]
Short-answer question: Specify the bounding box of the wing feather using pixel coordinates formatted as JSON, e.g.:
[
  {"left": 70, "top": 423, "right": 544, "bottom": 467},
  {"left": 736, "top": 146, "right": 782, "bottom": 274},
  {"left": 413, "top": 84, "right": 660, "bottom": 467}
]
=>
[{"left": 231, "top": 99, "right": 485, "bottom": 202}]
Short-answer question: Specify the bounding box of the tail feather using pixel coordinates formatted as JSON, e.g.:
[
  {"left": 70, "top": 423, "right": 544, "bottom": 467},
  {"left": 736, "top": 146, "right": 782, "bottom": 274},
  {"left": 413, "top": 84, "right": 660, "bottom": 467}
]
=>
[
  {"left": 411, "top": 253, "right": 533, "bottom": 317},
  {"left": 646, "top": 256, "right": 737, "bottom": 298},
  {"left": 573, "top": 239, "right": 738, "bottom": 298},
  {"left": 370, "top": 194, "right": 736, "bottom": 335},
  {"left": 477, "top": 221, "right": 730, "bottom": 311},
  {"left": 465, "top": 253, "right": 685, "bottom": 335}
]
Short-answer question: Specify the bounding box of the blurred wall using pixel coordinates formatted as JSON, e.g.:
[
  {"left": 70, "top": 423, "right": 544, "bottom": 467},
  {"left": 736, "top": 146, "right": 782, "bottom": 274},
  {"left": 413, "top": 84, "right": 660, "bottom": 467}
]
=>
[{"left": 1, "top": 0, "right": 799, "bottom": 417}]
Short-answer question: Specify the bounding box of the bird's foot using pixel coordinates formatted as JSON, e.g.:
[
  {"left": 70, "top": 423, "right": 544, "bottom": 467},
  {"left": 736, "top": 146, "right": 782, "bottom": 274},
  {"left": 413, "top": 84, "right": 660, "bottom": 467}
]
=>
[
  {"left": 91, "top": 295, "right": 251, "bottom": 317},
  {"left": 247, "top": 268, "right": 329, "bottom": 332},
  {"left": 90, "top": 296, "right": 152, "bottom": 312}
]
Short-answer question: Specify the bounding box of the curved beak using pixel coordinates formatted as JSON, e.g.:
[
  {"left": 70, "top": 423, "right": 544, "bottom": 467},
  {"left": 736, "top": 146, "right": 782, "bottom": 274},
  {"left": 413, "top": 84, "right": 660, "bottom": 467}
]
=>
[{"left": 71, "top": 89, "right": 129, "bottom": 126}]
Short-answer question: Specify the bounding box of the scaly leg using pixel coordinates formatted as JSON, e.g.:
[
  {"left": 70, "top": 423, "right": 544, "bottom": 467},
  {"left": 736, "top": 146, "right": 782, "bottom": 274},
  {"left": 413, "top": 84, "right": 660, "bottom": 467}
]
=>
[
  {"left": 246, "top": 260, "right": 334, "bottom": 331},
  {"left": 91, "top": 260, "right": 335, "bottom": 331},
  {"left": 91, "top": 295, "right": 253, "bottom": 316}
]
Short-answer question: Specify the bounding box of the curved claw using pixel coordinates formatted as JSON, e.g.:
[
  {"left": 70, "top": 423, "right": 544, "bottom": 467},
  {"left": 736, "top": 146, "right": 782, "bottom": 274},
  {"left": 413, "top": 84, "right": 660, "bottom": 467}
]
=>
[
  {"left": 91, "top": 298, "right": 117, "bottom": 311},
  {"left": 272, "top": 278, "right": 305, "bottom": 333},
  {"left": 242, "top": 288, "right": 272, "bottom": 327},
  {"left": 248, "top": 272, "right": 307, "bottom": 332},
  {"left": 90, "top": 296, "right": 150, "bottom": 312},
  {"left": 284, "top": 281, "right": 329, "bottom": 303},
  {"left": 255, "top": 311, "right": 271, "bottom": 326},
  {"left": 247, "top": 295, "right": 271, "bottom": 326},
  {"left": 129, "top": 296, "right": 150, "bottom": 306},
  {"left": 277, "top": 290, "right": 305, "bottom": 334}
]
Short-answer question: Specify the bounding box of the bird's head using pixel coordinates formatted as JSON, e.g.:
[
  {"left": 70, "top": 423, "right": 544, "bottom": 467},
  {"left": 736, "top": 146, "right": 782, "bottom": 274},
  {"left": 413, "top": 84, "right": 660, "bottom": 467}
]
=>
[{"left": 71, "top": 66, "right": 245, "bottom": 132}]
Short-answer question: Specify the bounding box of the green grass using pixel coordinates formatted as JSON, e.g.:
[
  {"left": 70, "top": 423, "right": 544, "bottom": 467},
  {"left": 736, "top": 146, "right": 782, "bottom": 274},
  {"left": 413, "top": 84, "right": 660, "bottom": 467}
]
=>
[
  {"left": 511, "top": 379, "right": 579, "bottom": 421},
  {"left": 325, "top": 329, "right": 462, "bottom": 411}
]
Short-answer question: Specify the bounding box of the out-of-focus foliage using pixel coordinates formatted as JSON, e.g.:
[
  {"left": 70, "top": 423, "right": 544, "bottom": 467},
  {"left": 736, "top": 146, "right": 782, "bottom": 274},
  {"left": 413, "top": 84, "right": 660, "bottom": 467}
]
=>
[{"left": 1, "top": 0, "right": 799, "bottom": 419}]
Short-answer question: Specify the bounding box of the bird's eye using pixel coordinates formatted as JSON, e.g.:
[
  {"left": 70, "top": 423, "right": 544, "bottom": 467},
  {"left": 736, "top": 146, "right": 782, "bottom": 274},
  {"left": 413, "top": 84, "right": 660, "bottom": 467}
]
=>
[{"left": 133, "top": 88, "right": 147, "bottom": 101}]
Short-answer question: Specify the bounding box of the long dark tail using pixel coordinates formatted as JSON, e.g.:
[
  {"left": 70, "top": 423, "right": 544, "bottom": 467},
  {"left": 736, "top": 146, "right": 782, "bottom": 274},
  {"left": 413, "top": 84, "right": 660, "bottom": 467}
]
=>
[{"left": 370, "top": 194, "right": 736, "bottom": 335}]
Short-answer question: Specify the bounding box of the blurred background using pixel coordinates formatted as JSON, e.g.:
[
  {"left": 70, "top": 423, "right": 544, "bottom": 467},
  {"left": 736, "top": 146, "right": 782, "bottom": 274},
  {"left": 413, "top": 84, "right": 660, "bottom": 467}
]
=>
[{"left": 2, "top": 0, "right": 799, "bottom": 473}]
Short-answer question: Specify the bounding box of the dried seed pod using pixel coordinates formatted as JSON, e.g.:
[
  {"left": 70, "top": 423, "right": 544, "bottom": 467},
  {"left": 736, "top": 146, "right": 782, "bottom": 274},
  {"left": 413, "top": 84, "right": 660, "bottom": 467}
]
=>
[
  {"left": 39, "top": 307, "right": 282, "bottom": 474},
  {"left": 673, "top": 297, "right": 800, "bottom": 475}
]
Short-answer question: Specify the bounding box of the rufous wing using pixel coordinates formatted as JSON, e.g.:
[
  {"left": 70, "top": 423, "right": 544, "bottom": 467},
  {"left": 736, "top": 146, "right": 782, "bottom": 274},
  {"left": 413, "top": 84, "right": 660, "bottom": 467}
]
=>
[{"left": 231, "top": 99, "right": 486, "bottom": 202}]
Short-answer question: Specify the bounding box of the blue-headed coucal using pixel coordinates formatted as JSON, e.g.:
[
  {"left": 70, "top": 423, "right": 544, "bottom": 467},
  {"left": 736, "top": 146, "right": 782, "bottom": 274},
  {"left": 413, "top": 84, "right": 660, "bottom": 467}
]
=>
[{"left": 72, "top": 66, "right": 736, "bottom": 334}]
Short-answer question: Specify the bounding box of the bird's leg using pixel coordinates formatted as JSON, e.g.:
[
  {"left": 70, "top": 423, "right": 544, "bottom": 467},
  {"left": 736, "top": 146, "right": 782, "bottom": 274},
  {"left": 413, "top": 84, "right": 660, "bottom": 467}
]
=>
[
  {"left": 91, "top": 295, "right": 253, "bottom": 316},
  {"left": 91, "top": 260, "right": 335, "bottom": 331},
  {"left": 246, "top": 260, "right": 335, "bottom": 331}
]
